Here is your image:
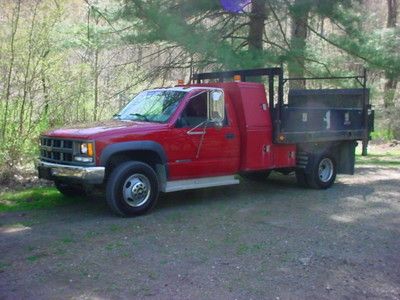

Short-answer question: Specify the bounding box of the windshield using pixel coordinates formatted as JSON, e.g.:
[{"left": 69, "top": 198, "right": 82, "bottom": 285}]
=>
[{"left": 114, "top": 90, "right": 187, "bottom": 122}]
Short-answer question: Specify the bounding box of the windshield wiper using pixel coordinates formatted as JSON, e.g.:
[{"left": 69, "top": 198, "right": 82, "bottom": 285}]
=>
[
  {"left": 113, "top": 113, "right": 122, "bottom": 120},
  {"left": 129, "top": 113, "right": 150, "bottom": 121}
]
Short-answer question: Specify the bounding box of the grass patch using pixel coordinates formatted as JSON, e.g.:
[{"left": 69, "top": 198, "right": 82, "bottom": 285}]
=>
[
  {"left": 356, "top": 153, "right": 400, "bottom": 167},
  {"left": 109, "top": 224, "right": 123, "bottom": 232},
  {"left": 356, "top": 157, "right": 400, "bottom": 167},
  {"left": 26, "top": 253, "right": 48, "bottom": 262},
  {"left": 0, "top": 261, "right": 10, "bottom": 272},
  {"left": 84, "top": 230, "right": 101, "bottom": 239},
  {"left": 60, "top": 237, "right": 75, "bottom": 244},
  {"left": 236, "top": 244, "right": 250, "bottom": 255},
  {"left": 105, "top": 241, "right": 124, "bottom": 251},
  {"left": 0, "top": 187, "right": 85, "bottom": 212},
  {"left": 356, "top": 145, "right": 400, "bottom": 167}
]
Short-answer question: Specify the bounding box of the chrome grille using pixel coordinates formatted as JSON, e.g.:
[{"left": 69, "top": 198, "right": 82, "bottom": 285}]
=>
[{"left": 40, "top": 137, "right": 74, "bottom": 164}]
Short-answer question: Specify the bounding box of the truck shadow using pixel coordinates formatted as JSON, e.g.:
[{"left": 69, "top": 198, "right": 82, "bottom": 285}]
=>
[{"left": 156, "top": 169, "right": 378, "bottom": 212}]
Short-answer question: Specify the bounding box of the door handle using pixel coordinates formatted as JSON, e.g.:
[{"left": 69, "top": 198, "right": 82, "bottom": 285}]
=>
[
  {"left": 187, "top": 131, "right": 205, "bottom": 135},
  {"left": 225, "top": 133, "right": 235, "bottom": 139}
]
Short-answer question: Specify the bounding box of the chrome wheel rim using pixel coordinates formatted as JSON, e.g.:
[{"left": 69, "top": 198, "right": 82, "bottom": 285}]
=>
[
  {"left": 318, "top": 158, "right": 334, "bottom": 183},
  {"left": 122, "top": 174, "right": 151, "bottom": 207}
]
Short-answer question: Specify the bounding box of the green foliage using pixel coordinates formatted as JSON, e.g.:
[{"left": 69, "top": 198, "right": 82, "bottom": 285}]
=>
[
  {"left": 0, "top": 187, "right": 85, "bottom": 212},
  {"left": 118, "top": 0, "right": 281, "bottom": 69},
  {"left": 317, "top": 4, "right": 400, "bottom": 77},
  {"left": 371, "top": 129, "right": 394, "bottom": 141},
  {"left": 0, "top": 0, "right": 148, "bottom": 170}
]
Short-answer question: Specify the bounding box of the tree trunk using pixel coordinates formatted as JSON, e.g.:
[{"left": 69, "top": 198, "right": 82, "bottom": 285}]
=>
[
  {"left": 288, "top": 0, "right": 310, "bottom": 89},
  {"left": 1, "top": 0, "right": 21, "bottom": 139},
  {"left": 19, "top": 1, "right": 39, "bottom": 135},
  {"left": 384, "top": 0, "right": 398, "bottom": 138},
  {"left": 247, "top": 0, "right": 266, "bottom": 75},
  {"left": 384, "top": 0, "right": 398, "bottom": 109},
  {"left": 94, "top": 48, "right": 99, "bottom": 121},
  {"left": 248, "top": 0, "right": 266, "bottom": 53}
]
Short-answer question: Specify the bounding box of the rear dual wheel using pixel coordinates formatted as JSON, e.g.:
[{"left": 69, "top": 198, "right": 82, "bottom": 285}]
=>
[{"left": 296, "top": 154, "right": 336, "bottom": 189}]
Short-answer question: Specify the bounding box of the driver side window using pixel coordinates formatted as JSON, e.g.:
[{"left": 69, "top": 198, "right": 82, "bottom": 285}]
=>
[{"left": 178, "top": 92, "right": 208, "bottom": 127}]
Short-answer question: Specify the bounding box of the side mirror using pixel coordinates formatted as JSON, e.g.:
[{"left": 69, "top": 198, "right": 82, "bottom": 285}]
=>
[{"left": 209, "top": 90, "right": 225, "bottom": 123}]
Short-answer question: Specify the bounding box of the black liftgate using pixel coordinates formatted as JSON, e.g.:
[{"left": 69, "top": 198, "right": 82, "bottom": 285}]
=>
[{"left": 192, "top": 67, "right": 373, "bottom": 155}]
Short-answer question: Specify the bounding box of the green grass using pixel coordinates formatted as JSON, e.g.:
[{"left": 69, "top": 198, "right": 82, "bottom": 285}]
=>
[
  {"left": 109, "top": 224, "right": 123, "bottom": 232},
  {"left": 356, "top": 151, "right": 400, "bottom": 167},
  {"left": 0, "top": 261, "right": 10, "bottom": 272},
  {"left": 105, "top": 241, "right": 124, "bottom": 251},
  {"left": 355, "top": 145, "right": 400, "bottom": 167},
  {"left": 356, "top": 157, "right": 400, "bottom": 167},
  {"left": 60, "top": 237, "right": 75, "bottom": 244},
  {"left": 370, "top": 129, "right": 394, "bottom": 141},
  {"left": 0, "top": 187, "right": 85, "bottom": 212},
  {"left": 26, "top": 253, "right": 48, "bottom": 262}
]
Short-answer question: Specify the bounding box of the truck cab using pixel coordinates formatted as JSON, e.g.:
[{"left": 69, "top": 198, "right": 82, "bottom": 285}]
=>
[{"left": 38, "top": 67, "right": 373, "bottom": 216}]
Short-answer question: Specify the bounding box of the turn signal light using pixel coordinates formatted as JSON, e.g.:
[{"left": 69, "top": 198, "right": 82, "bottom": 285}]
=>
[
  {"left": 87, "top": 143, "right": 94, "bottom": 157},
  {"left": 177, "top": 79, "right": 184, "bottom": 85}
]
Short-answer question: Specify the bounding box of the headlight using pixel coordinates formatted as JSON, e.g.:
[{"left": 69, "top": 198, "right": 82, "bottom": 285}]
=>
[
  {"left": 81, "top": 143, "right": 88, "bottom": 154},
  {"left": 74, "top": 141, "right": 94, "bottom": 163},
  {"left": 80, "top": 142, "right": 94, "bottom": 157}
]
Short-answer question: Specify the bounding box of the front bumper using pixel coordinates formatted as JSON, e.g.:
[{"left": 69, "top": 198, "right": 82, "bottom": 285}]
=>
[{"left": 37, "top": 160, "right": 105, "bottom": 184}]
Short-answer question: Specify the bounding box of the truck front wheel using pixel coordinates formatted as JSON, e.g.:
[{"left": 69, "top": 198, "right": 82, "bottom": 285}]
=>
[
  {"left": 106, "top": 161, "right": 159, "bottom": 217},
  {"left": 307, "top": 154, "right": 337, "bottom": 189}
]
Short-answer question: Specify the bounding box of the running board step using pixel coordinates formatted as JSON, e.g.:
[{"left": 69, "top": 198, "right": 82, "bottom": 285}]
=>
[{"left": 165, "top": 175, "right": 240, "bottom": 193}]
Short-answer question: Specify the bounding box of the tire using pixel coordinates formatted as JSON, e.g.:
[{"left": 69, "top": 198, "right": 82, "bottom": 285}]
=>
[
  {"left": 295, "top": 169, "right": 309, "bottom": 188},
  {"left": 241, "top": 170, "right": 271, "bottom": 181},
  {"left": 106, "top": 161, "right": 159, "bottom": 217},
  {"left": 306, "top": 154, "right": 337, "bottom": 189},
  {"left": 55, "top": 181, "right": 86, "bottom": 197}
]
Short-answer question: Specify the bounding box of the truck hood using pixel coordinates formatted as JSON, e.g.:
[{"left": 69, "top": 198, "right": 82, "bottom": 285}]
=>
[{"left": 44, "top": 120, "right": 168, "bottom": 140}]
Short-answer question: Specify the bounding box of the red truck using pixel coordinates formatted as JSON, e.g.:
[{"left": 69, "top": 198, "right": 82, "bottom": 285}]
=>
[{"left": 37, "top": 68, "right": 374, "bottom": 216}]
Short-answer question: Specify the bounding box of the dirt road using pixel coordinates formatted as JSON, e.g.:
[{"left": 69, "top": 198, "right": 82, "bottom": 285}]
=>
[{"left": 1, "top": 165, "right": 400, "bottom": 299}]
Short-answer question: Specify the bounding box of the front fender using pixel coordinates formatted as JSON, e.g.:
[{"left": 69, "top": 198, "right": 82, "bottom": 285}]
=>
[{"left": 99, "top": 140, "right": 167, "bottom": 166}]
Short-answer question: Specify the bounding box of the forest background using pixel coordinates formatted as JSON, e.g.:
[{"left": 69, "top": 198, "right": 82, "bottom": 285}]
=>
[{"left": 0, "top": 0, "right": 398, "bottom": 181}]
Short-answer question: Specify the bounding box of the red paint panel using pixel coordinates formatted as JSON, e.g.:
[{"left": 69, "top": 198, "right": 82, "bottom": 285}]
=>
[
  {"left": 271, "top": 144, "right": 297, "bottom": 168},
  {"left": 200, "top": 82, "right": 275, "bottom": 171}
]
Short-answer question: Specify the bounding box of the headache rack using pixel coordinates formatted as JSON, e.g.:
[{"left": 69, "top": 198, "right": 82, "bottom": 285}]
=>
[{"left": 192, "top": 67, "right": 373, "bottom": 155}]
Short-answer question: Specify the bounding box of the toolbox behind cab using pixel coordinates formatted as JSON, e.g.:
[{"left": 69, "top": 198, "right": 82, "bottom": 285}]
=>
[{"left": 278, "top": 88, "right": 374, "bottom": 144}]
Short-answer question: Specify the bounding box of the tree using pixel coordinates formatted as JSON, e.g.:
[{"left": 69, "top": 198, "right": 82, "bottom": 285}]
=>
[
  {"left": 1, "top": 0, "right": 21, "bottom": 140},
  {"left": 384, "top": 0, "right": 398, "bottom": 109},
  {"left": 247, "top": 0, "right": 267, "bottom": 63},
  {"left": 288, "top": 0, "right": 310, "bottom": 88}
]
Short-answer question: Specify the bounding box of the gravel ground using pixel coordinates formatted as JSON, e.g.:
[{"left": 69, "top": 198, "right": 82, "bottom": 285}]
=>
[{"left": 1, "top": 164, "right": 400, "bottom": 299}]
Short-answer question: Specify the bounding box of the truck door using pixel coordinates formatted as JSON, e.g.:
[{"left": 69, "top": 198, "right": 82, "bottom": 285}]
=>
[{"left": 169, "top": 90, "right": 239, "bottom": 179}]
